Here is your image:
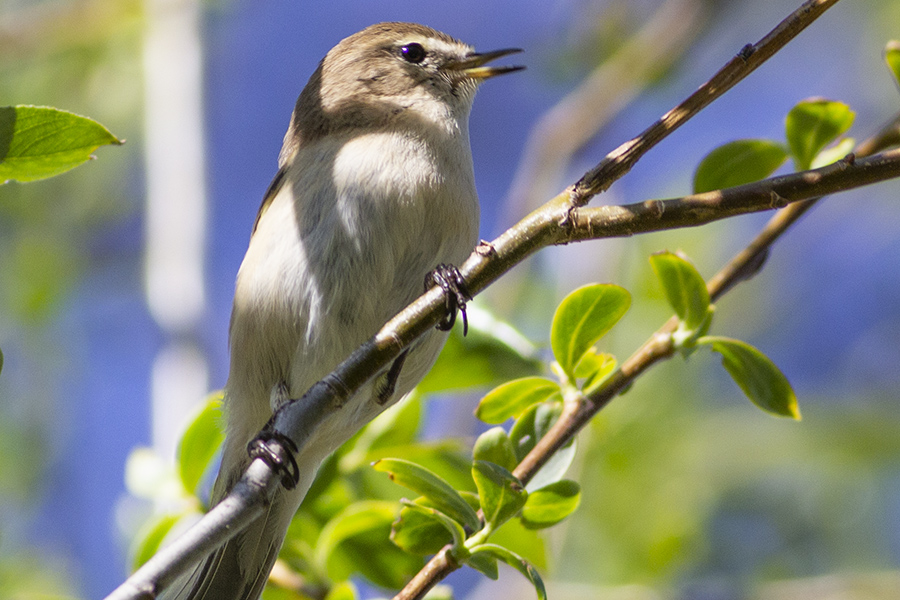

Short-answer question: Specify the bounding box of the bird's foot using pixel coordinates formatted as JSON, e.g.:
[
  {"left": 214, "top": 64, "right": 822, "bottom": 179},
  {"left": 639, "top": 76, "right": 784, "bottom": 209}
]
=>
[
  {"left": 425, "top": 263, "right": 471, "bottom": 335},
  {"left": 376, "top": 349, "right": 409, "bottom": 405},
  {"left": 248, "top": 429, "right": 300, "bottom": 490}
]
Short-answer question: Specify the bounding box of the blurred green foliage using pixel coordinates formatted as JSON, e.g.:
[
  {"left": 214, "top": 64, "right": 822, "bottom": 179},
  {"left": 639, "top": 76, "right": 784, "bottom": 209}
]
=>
[{"left": 0, "top": 0, "right": 143, "bottom": 596}]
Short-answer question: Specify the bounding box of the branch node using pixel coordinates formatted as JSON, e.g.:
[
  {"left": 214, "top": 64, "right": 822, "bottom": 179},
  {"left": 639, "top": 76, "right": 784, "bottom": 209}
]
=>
[
  {"left": 475, "top": 239, "right": 496, "bottom": 257},
  {"left": 738, "top": 43, "right": 756, "bottom": 61},
  {"left": 557, "top": 205, "right": 576, "bottom": 230},
  {"left": 569, "top": 182, "right": 591, "bottom": 207},
  {"left": 320, "top": 371, "right": 353, "bottom": 407},
  {"left": 768, "top": 190, "right": 789, "bottom": 209},
  {"left": 577, "top": 207, "right": 596, "bottom": 239}
]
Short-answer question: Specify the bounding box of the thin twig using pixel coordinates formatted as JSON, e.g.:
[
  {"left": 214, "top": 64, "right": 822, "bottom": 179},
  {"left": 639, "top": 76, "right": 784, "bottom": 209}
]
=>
[
  {"left": 572, "top": 0, "right": 841, "bottom": 202},
  {"left": 566, "top": 147, "right": 900, "bottom": 242},
  {"left": 503, "top": 0, "right": 706, "bottom": 221}
]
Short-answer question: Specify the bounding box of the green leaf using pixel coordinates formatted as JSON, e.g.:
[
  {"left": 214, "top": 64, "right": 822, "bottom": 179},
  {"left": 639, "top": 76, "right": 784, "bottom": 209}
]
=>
[
  {"left": 393, "top": 499, "right": 466, "bottom": 554},
  {"left": 577, "top": 350, "right": 617, "bottom": 395},
  {"left": 372, "top": 458, "right": 481, "bottom": 531},
  {"left": 363, "top": 442, "right": 476, "bottom": 495},
  {"left": 124, "top": 447, "right": 179, "bottom": 501},
  {"left": 131, "top": 513, "right": 182, "bottom": 570},
  {"left": 0, "top": 347, "right": 4, "bottom": 376},
  {"left": 392, "top": 503, "right": 450, "bottom": 554},
  {"left": 465, "top": 551, "right": 499, "bottom": 580},
  {"left": 487, "top": 517, "right": 548, "bottom": 570},
  {"left": 551, "top": 284, "right": 631, "bottom": 381},
  {"left": 785, "top": 99, "right": 855, "bottom": 170},
  {"left": 574, "top": 348, "right": 614, "bottom": 379},
  {"left": 509, "top": 402, "right": 555, "bottom": 463},
  {"left": 811, "top": 137, "right": 855, "bottom": 169},
  {"left": 315, "top": 501, "right": 397, "bottom": 563},
  {"left": 520, "top": 480, "right": 582, "bottom": 530},
  {"left": 886, "top": 40, "right": 900, "bottom": 88},
  {"left": 509, "top": 402, "right": 577, "bottom": 492},
  {"left": 364, "top": 393, "right": 422, "bottom": 449},
  {"left": 324, "top": 581, "right": 357, "bottom": 600},
  {"left": 469, "top": 544, "right": 547, "bottom": 600},
  {"left": 698, "top": 336, "right": 800, "bottom": 419},
  {"left": 649, "top": 251, "right": 710, "bottom": 331},
  {"left": 315, "top": 501, "right": 422, "bottom": 589},
  {"left": 475, "top": 377, "right": 561, "bottom": 425},
  {"left": 418, "top": 303, "right": 542, "bottom": 394},
  {"left": 693, "top": 139, "right": 788, "bottom": 193},
  {"left": 472, "top": 460, "right": 527, "bottom": 530},
  {"left": 422, "top": 585, "right": 454, "bottom": 600},
  {"left": 473, "top": 427, "right": 518, "bottom": 472},
  {"left": 177, "top": 392, "right": 225, "bottom": 496},
  {"left": 0, "top": 105, "right": 123, "bottom": 183}
]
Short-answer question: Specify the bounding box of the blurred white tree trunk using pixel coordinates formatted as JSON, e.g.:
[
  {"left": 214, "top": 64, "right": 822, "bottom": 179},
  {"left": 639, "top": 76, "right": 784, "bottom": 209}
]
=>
[{"left": 142, "top": 0, "right": 208, "bottom": 461}]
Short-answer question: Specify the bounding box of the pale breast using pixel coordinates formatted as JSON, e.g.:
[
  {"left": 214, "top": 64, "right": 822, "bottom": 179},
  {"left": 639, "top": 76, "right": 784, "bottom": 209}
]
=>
[{"left": 227, "top": 126, "right": 479, "bottom": 453}]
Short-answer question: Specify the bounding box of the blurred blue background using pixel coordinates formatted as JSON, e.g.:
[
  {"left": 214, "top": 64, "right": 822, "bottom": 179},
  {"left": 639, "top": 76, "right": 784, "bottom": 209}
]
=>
[{"left": 2, "top": 0, "right": 900, "bottom": 598}]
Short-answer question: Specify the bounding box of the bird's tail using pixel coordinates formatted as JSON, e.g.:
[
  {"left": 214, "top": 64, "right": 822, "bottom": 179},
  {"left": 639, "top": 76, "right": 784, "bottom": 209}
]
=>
[{"left": 162, "top": 439, "right": 319, "bottom": 600}]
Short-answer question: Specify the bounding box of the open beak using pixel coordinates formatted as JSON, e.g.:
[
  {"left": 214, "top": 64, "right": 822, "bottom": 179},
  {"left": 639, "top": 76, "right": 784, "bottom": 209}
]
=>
[{"left": 445, "top": 48, "right": 525, "bottom": 80}]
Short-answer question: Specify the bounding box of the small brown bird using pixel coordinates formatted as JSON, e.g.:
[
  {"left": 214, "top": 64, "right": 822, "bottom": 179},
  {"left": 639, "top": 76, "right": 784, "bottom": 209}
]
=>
[{"left": 165, "top": 22, "right": 521, "bottom": 599}]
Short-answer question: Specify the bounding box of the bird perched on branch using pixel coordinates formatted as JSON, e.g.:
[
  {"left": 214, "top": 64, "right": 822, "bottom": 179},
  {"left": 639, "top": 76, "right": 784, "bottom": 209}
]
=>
[{"left": 165, "top": 22, "right": 522, "bottom": 600}]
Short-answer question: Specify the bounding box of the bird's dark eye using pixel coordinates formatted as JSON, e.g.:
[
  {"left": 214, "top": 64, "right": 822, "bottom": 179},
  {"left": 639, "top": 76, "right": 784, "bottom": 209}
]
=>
[{"left": 400, "top": 43, "right": 427, "bottom": 64}]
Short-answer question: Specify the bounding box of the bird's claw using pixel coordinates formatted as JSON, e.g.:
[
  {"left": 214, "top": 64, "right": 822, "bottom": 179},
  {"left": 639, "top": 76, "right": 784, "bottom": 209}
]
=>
[
  {"left": 426, "top": 263, "right": 471, "bottom": 335},
  {"left": 248, "top": 429, "right": 300, "bottom": 490}
]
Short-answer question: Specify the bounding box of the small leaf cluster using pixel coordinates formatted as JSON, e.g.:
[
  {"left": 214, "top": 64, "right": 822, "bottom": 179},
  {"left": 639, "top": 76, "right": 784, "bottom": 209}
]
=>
[
  {"left": 692, "top": 98, "right": 855, "bottom": 194},
  {"left": 476, "top": 284, "right": 629, "bottom": 427},
  {"left": 372, "top": 248, "right": 804, "bottom": 595},
  {"left": 649, "top": 251, "right": 799, "bottom": 420},
  {"left": 683, "top": 91, "right": 872, "bottom": 421},
  {"left": 373, "top": 458, "right": 547, "bottom": 598},
  {"left": 472, "top": 285, "right": 630, "bottom": 507},
  {"left": 375, "top": 285, "right": 631, "bottom": 597}
]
